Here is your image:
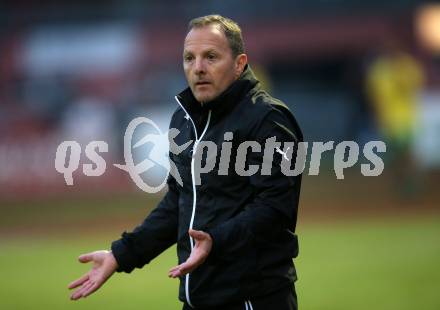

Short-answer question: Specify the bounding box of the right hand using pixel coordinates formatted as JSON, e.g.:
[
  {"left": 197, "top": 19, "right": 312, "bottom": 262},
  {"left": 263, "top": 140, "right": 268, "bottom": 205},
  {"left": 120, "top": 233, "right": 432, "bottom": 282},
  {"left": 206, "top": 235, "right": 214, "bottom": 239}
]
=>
[{"left": 68, "top": 250, "right": 118, "bottom": 300}]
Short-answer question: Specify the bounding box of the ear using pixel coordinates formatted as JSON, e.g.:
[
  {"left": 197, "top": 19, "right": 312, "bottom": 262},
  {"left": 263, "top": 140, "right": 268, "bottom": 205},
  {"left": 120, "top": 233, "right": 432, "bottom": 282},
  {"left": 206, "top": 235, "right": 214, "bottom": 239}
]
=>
[{"left": 235, "top": 54, "right": 248, "bottom": 78}]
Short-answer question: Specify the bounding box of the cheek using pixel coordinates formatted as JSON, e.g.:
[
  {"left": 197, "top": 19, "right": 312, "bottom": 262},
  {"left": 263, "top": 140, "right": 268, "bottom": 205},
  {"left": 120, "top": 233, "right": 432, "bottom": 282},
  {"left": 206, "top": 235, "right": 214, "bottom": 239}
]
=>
[
  {"left": 183, "top": 68, "right": 191, "bottom": 80},
  {"left": 183, "top": 64, "right": 194, "bottom": 76},
  {"left": 215, "top": 67, "right": 230, "bottom": 84},
  {"left": 218, "top": 69, "right": 235, "bottom": 89}
]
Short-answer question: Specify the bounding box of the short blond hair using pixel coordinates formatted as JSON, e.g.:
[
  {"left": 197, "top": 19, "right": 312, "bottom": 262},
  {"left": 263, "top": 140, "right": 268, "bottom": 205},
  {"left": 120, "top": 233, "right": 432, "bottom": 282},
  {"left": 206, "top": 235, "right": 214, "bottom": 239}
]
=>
[{"left": 188, "top": 14, "right": 245, "bottom": 57}]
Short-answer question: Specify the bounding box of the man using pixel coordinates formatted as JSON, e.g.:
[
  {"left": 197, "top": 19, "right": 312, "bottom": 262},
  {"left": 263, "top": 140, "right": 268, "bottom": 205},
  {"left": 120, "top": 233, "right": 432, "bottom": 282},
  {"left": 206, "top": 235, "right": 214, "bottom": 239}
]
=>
[
  {"left": 366, "top": 43, "right": 424, "bottom": 198},
  {"left": 68, "top": 15, "right": 303, "bottom": 309}
]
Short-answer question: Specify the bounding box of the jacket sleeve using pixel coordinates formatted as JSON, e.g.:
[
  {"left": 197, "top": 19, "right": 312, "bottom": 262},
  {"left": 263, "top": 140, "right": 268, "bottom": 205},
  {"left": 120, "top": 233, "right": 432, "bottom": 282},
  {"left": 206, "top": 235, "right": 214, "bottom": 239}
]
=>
[
  {"left": 206, "top": 108, "right": 302, "bottom": 262},
  {"left": 111, "top": 173, "right": 179, "bottom": 273}
]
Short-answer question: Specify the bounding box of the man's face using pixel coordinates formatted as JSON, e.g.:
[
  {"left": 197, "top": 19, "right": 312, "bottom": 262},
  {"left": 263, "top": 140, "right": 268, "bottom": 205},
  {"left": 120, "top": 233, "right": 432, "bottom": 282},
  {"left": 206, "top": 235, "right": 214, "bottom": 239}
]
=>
[{"left": 183, "top": 25, "right": 241, "bottom": 103}]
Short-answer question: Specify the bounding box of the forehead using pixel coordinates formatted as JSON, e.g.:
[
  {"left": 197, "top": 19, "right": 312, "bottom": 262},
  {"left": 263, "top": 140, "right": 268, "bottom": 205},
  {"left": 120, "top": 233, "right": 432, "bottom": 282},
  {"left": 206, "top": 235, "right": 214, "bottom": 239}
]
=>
[{"left": 184, "top": 25, "right": 230, "bottom": 53}]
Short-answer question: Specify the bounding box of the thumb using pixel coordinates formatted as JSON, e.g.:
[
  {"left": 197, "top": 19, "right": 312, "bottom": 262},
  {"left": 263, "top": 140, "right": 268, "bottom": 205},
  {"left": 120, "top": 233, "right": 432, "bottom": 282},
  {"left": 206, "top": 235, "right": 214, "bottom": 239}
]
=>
[
  {"left": 188, "top": 229, "right": 206, "bottom": 240},
  {"left": 78, "top": 252, "right": 94, "bottom": 263}
]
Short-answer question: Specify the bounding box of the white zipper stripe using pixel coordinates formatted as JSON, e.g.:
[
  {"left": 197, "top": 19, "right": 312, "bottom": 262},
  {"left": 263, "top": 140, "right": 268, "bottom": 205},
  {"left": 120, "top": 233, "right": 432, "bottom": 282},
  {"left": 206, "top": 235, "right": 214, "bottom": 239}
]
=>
[
  {"left": 245, "top": 301, "right": 249, "bottom": 310},
  {"left": 185, "top": 274, "right": 192, "bottom": 308},
  {"left": 174, "top": 96, "right": 211, "bottom": 308},
  {"left": 189, "top": 111, "right": 211, "bottom": 247},
  {"left": 247, "top": 300, "right": 254, "bottom": 310}
]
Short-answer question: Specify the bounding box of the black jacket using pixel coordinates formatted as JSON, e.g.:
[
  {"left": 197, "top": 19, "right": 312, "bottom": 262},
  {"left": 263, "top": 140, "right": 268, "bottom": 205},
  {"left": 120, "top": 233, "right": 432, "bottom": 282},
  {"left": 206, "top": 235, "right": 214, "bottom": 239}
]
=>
[{"left": 111, "top": 65, "right": 303, "bottom": 308}]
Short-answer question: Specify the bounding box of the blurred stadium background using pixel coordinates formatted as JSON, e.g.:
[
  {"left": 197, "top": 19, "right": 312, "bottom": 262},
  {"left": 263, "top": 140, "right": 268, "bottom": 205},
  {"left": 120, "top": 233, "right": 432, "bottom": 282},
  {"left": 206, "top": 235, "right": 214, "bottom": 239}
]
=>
[{"left": 1, "top": 1, "right": 439, "bottom": 309}]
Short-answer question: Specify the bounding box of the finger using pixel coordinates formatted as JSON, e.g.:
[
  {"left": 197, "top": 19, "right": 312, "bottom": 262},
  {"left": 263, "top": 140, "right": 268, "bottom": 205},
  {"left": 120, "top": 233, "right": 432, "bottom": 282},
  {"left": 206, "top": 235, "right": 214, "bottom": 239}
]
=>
[
  {"left": 70, "top": 290, "right": 83, "bottom": 301},
  {"left": 168, "top": 263, "right": 187, "bottom": 278},
  {"left": 169, "top": 268, "right": 182, "bottom": 278},
  {"left": 72, "top": 279, "right": 91, "bottom": 293},
  {"left": 78, "top": 252, "right": 94, "bottom": 263},
  {"left": 168, "top": 265, "right": 182, "bottom": 278},
  {"left": 168, "top": 251, "right": 201, "bottom": 277},
  {"left": 188, "top": 229, "right": 206, "bottom": 240},
  {"left": 74, "top": 282, "right": 93, "bottom": 300},
  {"left": 170, "top": 261, "right": 195, "bottom": 278},
  {"left": 168, "top": 255, "right": 195, "bottom": 274},
  {"left": 177, "top": 262, "right": 194, "bottom": 275},
  {"left": 169, "top": 271, "right": 180, "bottom": 278},
  {"left": 82, "top": 281, "right": 100, "bottom": 298},
  {"left": 70, "top": 280, "right": 92, "bottom": 300},
  {"left": 68, "top": 273, "right": 89, "bottom": 289}
]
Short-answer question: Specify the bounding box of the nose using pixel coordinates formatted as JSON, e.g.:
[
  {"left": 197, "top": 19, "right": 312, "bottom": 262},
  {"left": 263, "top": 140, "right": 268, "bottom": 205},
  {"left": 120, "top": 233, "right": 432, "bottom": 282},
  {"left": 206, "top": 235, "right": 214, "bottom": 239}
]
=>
[{"left": 194, "top": 57, "right": 206, "bottom": 75}]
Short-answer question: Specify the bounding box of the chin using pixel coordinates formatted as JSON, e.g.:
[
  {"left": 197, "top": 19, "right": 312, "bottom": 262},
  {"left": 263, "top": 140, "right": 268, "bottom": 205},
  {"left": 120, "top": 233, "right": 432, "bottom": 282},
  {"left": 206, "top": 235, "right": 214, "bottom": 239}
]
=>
[{"left": 195, "top": 94, "right": 214, "bottom": 103}]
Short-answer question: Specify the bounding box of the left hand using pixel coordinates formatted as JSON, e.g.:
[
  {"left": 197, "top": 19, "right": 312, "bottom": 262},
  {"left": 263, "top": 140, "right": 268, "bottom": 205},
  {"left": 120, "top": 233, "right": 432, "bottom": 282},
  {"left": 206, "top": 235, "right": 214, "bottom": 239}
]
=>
[{"left": 168, "top": 229, "right": 212, "bottom": 278}]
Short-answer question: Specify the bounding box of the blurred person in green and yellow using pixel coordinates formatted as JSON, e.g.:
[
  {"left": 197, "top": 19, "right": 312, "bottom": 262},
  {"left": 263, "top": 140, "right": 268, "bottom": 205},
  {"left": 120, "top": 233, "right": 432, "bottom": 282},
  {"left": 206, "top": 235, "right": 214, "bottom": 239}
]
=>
[{"left": 366, "top": 41, "right": 425, "bottom": 198}]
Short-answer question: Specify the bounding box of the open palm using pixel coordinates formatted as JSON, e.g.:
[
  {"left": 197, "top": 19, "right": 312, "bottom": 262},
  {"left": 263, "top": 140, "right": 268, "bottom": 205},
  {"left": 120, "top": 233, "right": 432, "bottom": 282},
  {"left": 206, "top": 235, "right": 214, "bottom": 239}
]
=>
[
  {"left": 168, "top": 229, "right": 212, "bottom": 278},
  {"left": 68, "top": 250, "right": 118, "bottom": 300}
]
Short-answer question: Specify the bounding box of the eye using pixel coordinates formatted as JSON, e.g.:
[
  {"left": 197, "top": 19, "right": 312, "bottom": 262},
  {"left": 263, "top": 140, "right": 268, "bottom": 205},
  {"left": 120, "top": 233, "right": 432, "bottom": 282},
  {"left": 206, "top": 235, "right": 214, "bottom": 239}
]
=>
[
  {"left": 184, "top": 55, "right": 194, "bottom": 62},
  {"left": 207, "top": 53, "right": 217, "bottom": 61}
]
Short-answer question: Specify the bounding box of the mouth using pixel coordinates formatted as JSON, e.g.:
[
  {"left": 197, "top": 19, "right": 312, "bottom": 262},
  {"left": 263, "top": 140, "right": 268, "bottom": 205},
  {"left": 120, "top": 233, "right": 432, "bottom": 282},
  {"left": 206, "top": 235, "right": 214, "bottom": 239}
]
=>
[{"left": 195, "top": 81, "right": 211, "bottom": 87}]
